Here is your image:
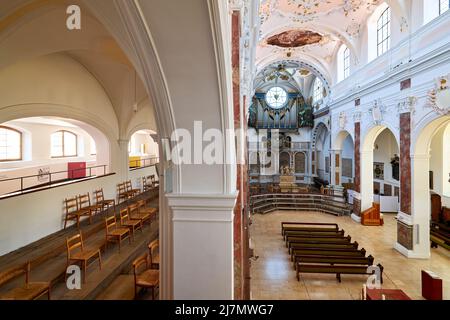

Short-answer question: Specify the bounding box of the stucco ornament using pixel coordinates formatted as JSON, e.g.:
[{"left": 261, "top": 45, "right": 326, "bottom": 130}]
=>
[
  {"left": 370, "top": 99, "right": 383, "bottom": 125},
  {"left": 338, "top": 111, "right": 347, "bottom": 129},
  {"left": 426, "top": 74, "right": 450, "bottom": 115}
]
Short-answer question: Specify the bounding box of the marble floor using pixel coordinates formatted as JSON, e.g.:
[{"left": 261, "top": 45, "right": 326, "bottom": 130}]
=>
[{"left": 250, "top": 211, "right": 450, "bottom": 300}]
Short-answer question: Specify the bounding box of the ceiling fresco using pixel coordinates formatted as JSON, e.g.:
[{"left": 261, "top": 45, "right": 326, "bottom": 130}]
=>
[
  {"left": 266, "top": 29, "right": 323, "bottom": 48},
  {"left": 257, "top": 0, "right": 385, "bottom": 83}
]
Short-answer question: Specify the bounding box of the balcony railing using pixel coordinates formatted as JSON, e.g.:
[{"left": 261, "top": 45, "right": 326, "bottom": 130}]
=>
[
  {"left": 0, "top": 165, "right": 108, "bottom": 197},
  {"left": 129, "top": 157, "right": 159, "bottom": 170}
]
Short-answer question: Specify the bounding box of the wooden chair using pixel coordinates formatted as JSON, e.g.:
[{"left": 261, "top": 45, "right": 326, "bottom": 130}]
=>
[
  {"left": 148, "top": 239, "right": 160, "bottom": 269},
  {"left": 94, "top": 188, "right": 116, "bottom": 213},
  {"left": 117, "top": 182, "right": 133, "bottom": 204},
  {"left": 78, "top": 193, "right": 103, "bottom": 216},
  {"left": 105, "top": 215, "right": 131, "bottom": 252},
  {"left": 150, "top": 175, "right": 159, "bottom": 188},
  {"left": 63, "top": 197, "right": 92, "bottom": 229},
  {"left": 137, "top": 199, "right": 157, "bottom": 221},
  {"left": 0, "top": 262, "right": 50, "bottom": 300},
  {"left": 132, "top": 254, "right": 159, "bottom": 300},
  {"left": 142, "top": 176, "right": 154, "bottom": 192},
  {"left": 128, "top": 203, "right": 152, "bottom": 225},
  {"left": 120, "top": 208, "right": 142, "bottom": 240},
  {"left": 66, "top": 233, "right": 102, "bottom": 283},
  {"left": 126, "top": 180, "right": 141, "bottom": 198}
]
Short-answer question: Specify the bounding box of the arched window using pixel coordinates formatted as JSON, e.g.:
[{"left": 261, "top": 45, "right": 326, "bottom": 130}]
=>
[
  {"left": 51, "top": 130, "right": 77, "bottom": 158},
  {"left": 440, "top": 0, "right": 449, "bottom": 14},
  {"left": 377, "top": 7, "right": 391, "bottom": 57},
  {"left": 337, "top": 45, "right": 350, "bottom": 82},
  {"left": 312, "top": 78, "right": 324, "bottom": 104},
  {"left": 0, "top": 126, "right": 22, "bottom": 161}
]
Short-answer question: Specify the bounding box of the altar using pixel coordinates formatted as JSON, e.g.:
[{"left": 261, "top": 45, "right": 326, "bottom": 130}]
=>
[{"left": 279, "top": 175, "right": 296, "bottom": 192}]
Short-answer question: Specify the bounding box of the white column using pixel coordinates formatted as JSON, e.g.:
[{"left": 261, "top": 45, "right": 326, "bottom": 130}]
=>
[
  {"left": 360, "top": 150, "right": 374, "bottom": 212},
  {"left": 118, "top": 139, "right": 130, "bottom": 181},
  {"left": 167, "top": 193, "right": 237, "bottom": 299},
  {"left": 395, "top": 154, "right": 431, "bottom": 258}
]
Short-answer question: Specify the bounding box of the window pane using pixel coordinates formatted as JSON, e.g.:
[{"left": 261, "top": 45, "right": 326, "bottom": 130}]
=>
[
  {"left": 51, "top": 132, "right": 63, "bottom": 157},
  {"left": 63, "top": 132, "right": 77, "bottom": 156}
]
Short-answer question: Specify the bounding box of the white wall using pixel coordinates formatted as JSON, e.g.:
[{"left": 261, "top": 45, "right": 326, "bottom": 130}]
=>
[
  {"left": 129, "top": 131, "right": 159, "bottom": 157},
  {"left": 0, "top": 120, "right": 107, "bottom": 195}
]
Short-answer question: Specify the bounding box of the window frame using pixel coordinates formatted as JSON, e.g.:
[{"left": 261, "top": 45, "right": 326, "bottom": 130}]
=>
[
  {"left": 0, "top": 125, "right": 22, "bottom": 162},
  {"left": 313, "top": 78, "right": 324, "bottom": 104},
  {"left": 439, "top": 0, "right": 449, "bottom": 15},
  {"left": 376, "top": 7, "right": 391, "bottom": 57},
  {"left": 343, "top": 46, "right": 350, "bottom": 79},
  {"left": 51, "top": 130, "right": 78, "bottom": 158}
]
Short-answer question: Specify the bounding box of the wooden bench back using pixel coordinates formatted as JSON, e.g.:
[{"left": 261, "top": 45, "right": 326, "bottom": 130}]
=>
[
  {"left": 0, "top": 262, "right": 30, "bottom": 287},
  {"left": 78, "top": 193, "right": 91, "bottom": 209},
  {"left": 65, "top": 197, "right": 79, "bottom": 214},
  {"left": 66, "top": 234, "right": 84, "bottom": 257}
]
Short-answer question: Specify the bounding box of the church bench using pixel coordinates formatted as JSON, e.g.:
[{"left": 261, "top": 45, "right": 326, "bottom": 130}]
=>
[
  {"left": 289, "top": 241, "right": 359, "bottom": 255},
  {"left": 281, "top": 222, "right": 339, "bottom": 235},
  {"left": 291, "top": 247, "right": 366, "bottom": 262},
  {"left": 0, "top": 262, "right": 51, "bottom": 300},
  {"left": 283, "top": 229, "right": 345, "bottom": 241},
  {"left": 294, "top": 255, "right": 374, "bottom": 271},
  {"left": 286, "top": 236, "right": 352, "bottom": 250},
  {"left": 296, "top": 263, "right": 384, "bottom": 283}
]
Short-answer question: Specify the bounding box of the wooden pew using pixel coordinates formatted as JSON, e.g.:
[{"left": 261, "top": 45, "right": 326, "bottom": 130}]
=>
[
  {"left": 289, "top": 241, "right": 359, "bottom": 255},
  {"left": 296, "top": 263, "right": 384, "bottom": 283},
  {"left": 286, "top": 235, "right": 351, "bottom": 247},
  {"left": 281, "top": 222, "right": 339, "bottom": 235},
  {"left": 287, "top": 236, "right": 352, "bottom": 251},
  {"left": 291, "top": 247, "right": 366, "bottom": 262},
  {"left": 283, "top": 229, "right": 345, "bottom": 241},
  {"left": 294, "top": 255, "right": 374, "bottom": 271},
  {"left": 361, "top": 203, "right": 383, "bottom": 226}
]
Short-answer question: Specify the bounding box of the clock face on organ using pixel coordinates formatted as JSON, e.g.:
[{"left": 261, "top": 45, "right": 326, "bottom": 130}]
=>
[{"left": 266, "top": 86, "right": 287, "bottom": 109}]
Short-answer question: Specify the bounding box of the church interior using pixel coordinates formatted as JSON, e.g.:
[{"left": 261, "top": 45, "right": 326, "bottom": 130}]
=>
[{"left": 0, "top": 0, "right": 449, "bottom": 301}]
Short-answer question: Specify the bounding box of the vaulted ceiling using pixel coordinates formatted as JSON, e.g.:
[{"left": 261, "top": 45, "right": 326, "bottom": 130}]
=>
[{"left": 256, "top": 0, "right": 392, "bottom": 83}]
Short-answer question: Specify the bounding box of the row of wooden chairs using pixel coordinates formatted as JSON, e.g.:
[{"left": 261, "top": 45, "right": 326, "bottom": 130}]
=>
[
  {"left": 132, "top": 239, "right": 160, "bottom": 299},
  {"left": 142, "top": 175, "right": 159, "bottom": 192},
  {"left": 117, "top": 180, "right": 141, "bottom": 204},
  {"left": 64, "top": 188, "right": 115, "bottom": 229},
  {"left": 66, "top": 200, "right": 158, "bottom": 284}
]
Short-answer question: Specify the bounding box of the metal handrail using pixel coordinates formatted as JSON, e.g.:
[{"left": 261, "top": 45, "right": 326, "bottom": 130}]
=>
[
  {"left": 129, "top": 157, "right": 159, "bottom": 170},
  {"left": 0, "top": 165, "right": 108, "bottom": 195}
]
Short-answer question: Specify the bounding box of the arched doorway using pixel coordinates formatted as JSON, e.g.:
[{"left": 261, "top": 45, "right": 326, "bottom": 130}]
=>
[{"left": 410, "top": 115, "right": 450, "bottom": 258}]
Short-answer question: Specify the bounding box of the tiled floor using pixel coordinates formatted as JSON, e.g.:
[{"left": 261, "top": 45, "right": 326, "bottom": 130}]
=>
[{"left": 250, "top": 211, "right": 450, "bottom": 300}]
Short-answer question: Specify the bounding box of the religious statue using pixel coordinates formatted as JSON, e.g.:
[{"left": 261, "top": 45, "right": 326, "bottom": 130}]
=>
[{"left": 280, "top": 165, "right": 294, "bottom": 175}]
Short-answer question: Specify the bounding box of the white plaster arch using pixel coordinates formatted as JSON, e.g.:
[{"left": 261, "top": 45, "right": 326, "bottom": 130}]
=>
[
  {"left": 408, "top": 115, "right": 450, "bottom": 258},
  {"left": 333, "top": 129, "right": 354, "bottom": 151}
]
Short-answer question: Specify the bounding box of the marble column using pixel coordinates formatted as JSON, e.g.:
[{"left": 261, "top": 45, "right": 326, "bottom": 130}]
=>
[
  {"left": 395, "top": 111, "right": 415, "bottom": 254},
  {"left": 231, "top": 10, "right": 245, "bottom": 300},
  {"left": 330, "top": 150, "right": 341, "bottom": 186},
  {"left": 352, "top": 121, "right": 362, "bottom": 221}
]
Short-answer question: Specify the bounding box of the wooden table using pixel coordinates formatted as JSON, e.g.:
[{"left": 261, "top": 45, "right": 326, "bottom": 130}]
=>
[{"left": 366, "top": 288, "right": 411, "bottom": 300}]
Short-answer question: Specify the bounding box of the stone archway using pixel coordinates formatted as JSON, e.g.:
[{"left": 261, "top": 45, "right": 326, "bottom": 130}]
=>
[{"left": 406, "top": 115, "right": 450, "bottom": 258}]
